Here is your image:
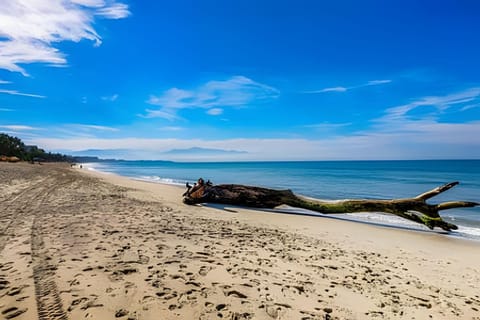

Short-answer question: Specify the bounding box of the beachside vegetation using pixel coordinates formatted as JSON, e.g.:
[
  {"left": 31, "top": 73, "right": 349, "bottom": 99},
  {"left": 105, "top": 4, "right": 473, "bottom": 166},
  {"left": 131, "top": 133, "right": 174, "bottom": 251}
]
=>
[{"left": 0, "top": 133, "right": 73, "bottom": 162}]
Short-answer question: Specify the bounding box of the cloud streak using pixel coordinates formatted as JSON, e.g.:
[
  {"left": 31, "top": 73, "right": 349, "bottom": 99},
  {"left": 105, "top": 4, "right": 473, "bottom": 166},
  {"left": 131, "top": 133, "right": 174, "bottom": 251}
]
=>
[
  {"left": 95, "top": 3, "right": 130, "bottom": 19},
  {"left": 306, "top": 79, "right": 391, "bottom": 94},
  {"left": 378, "top": 87, "right": 480, "bottom": 124},
  {"left": 146, "top": 76, "right": 279, "bottom": 120},
  {"left": 0, "top": 89, "right": 46, "bottom": 98},
  {"left": 68, "top": 124, "right": 120, "bottom": 132},
  {"left": 101, "top": 94, "right": 119, "bottom": 101},
  {"left": 0, "top": 0, "right": 130, "bottom": 76},
  {"left": 0, "top": 125, "right": 41, "bottom": 131},
  {"left": 317, "top": 87, "right": 347, "bottom": 93},
  {"left": 206, "top": 108, "right": 223, "bottom": 116},
  {"left": 366, "top": 80, "right": 391, "bottom": 86}
]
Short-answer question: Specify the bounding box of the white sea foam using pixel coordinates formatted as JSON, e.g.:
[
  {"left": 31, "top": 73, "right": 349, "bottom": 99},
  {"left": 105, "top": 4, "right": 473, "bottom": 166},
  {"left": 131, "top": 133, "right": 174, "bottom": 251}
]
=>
[
  {"left": 268, "top": 206, "right": 480, "bottom": 241},
  {"left": 135, "top": 175, "right": 185, "bottom": 186},
  {"left": 449, "top": 226, "right": 480, "bottom": 240},
  {"left": 80, "top": 162, "right": 113, "bottom": 174}
]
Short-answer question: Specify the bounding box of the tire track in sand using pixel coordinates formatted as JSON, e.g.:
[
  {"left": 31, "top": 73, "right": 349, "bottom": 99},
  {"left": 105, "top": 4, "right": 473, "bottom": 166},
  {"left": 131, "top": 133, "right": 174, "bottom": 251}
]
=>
[
  {"left": 31, "top": 216, "right": 68, "bottom": 320},
  {"left": 1, "top": 166, "right": 75, "bottom": 320},
  {"left": 28, "top": 172, "right": 76, "bottom": 320},
  {"left": 0, "top": 177, "right": 47, "bottom": 253}
]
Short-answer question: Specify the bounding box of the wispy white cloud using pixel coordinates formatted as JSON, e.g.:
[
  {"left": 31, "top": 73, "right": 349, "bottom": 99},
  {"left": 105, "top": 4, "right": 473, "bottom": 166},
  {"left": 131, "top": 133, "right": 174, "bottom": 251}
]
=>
[
  {"left": 317, "top": 86, "right": 348, "bottom": 93},
  {"left": 0, "top": 79, "right": 11, "bottom": 84},
  {"left": 101, "top": 94, "right": 119, "bottom": 101},
  {"left": 142, "top": 109, "right": 183, "bottom": 121},
  {"left": 146, "top": 76, "right": 279, "bottom": 120},
  {"left": 460, "top": 103, "right": 480, "bottom": 112},
  {"left": 71, "top": 0, "right": 106, "bottom": 7},
  {"left": 338, "top": 87, "right": 480, "bottom": 157},
  {"left": 0, "top": 40, "right": 67, "bottom": 75},
  {"left": 68, "top": 124, "right": 120, "bottom": 132},
  {"left": 0, "top": 125, "right": 41, "bottom": 131},
  {"left": 159, "top": 126, "right": 184, "bottom": 131},
  {"left": 366, "top": 80, "right": 392, "bottom": 86},
  {"left": 148, "top": 88, "right": 192, "bottom": 109},
  {"left": 0, "top": 0, "right": 130, "bottom": 76},
  {"left": 206, "top": 108, "right": 223, "bottom": 116},
  {"left": 306, "top": 79, "right": 392, "bottom": 94},
  {"left": 95, "top": 3, "right": 130, "bottom": 19},
  {"left": 378, "top": 87, "right": 480, "bottom": 124},
  {"left": 36, "top": 123, "right": 121, "bottom": 139},
  {"left": 0, "top": 89, "right": 46, "bottom": 98},
  {"left": 303, "top": 122, "right": 352, "bottom": 131}
]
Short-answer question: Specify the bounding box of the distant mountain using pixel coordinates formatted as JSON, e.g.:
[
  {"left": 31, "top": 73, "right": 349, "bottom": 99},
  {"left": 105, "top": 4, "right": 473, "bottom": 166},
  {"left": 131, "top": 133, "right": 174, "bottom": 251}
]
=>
[
  {"left": 163, "top": 147, "right": 248, "bottom": 155},
  {"left": 67, "top": 149, "right": 130, "bottom": 160},
  {"left": 73, "top": 156, "right": 103, "bottom": 162},
  {"left": 56, "top": 147, "right": 249, "bottom": 161}
]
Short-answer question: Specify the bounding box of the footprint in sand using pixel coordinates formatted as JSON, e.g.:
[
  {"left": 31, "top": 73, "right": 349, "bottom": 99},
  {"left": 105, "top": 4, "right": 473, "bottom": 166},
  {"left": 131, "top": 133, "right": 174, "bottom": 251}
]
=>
[
  {"left": 1, "top": 306, "right": 27, "bottom": 319},
  {"left": 226, "top": 290, "right": 248, "bottom": 299},
  {"left": 0, "top": 279, "right": 10, "bottom": 290},
  {"left": 6, "top": 286, "right": 24, "bottom": 296},
  {"left": 263, "top": 304, "right": 286, "bottom": 318},
  {"left": 1, "top": 262, "right": 14, "bottom": 272},
  {"left": 199, "top": 265, "right": 212, "bottom": 276},
  {"left": 231, "top": 312, "right": 254, "bottom": 319},
  {"left": 115, "top": 308, "right": 129, "bottom": 317}
]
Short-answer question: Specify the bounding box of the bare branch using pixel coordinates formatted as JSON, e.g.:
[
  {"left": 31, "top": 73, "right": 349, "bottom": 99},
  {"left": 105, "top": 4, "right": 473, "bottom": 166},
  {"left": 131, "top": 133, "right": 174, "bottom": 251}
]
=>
[
  {"left": 437, "top": 201, "right": 479, "bottom": 211},
  {"left": 415, "top": 181, "right": 459, "bottom": 200}
]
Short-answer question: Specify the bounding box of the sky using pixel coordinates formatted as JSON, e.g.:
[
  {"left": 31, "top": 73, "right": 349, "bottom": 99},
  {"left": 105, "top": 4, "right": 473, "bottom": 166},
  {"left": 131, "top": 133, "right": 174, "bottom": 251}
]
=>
[{"left": 1, "top": 0, "right": 480, "bottom": 161}]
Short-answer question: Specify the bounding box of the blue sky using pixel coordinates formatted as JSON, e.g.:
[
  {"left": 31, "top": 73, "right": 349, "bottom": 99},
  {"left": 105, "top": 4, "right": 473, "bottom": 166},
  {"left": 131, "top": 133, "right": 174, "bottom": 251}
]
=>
[{"left": 1, "top": 0, "right": 480, "bottom": 161}]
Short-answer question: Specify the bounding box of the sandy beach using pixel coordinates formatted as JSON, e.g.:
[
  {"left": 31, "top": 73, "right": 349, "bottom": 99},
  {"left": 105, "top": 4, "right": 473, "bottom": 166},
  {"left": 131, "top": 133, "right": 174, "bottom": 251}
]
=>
[{"left": 1, "top": 162, "right": 479, "bottom": 320}]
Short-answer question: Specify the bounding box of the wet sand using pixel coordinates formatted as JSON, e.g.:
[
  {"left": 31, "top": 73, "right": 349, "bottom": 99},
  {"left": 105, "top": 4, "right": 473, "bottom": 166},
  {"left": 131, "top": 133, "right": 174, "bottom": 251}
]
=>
[{"left": 1, "top": 162, "right": 479, "bottom": 319}]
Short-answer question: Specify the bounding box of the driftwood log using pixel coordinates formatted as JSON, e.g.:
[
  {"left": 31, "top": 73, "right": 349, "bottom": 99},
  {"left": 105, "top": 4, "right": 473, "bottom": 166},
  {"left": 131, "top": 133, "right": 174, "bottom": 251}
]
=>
[{"left": 183, "top": 180, "right": 478, "bottom": 232}]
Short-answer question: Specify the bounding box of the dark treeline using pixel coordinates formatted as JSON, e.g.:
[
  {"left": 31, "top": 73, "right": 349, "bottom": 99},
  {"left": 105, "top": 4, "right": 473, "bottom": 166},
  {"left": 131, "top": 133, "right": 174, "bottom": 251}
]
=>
[{"left": 0, "top": 133, "right": 74, "bottom": 162}]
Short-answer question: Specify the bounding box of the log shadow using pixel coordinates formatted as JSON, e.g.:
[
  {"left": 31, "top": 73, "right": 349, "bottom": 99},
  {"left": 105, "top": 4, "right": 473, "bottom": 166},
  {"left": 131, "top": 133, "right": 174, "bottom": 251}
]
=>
[
  {"left": 201, "top": 203, "right": 238, "bottom": 213},
  {"left": 201, "top": 203, "right": 450, "bottom": 235}
]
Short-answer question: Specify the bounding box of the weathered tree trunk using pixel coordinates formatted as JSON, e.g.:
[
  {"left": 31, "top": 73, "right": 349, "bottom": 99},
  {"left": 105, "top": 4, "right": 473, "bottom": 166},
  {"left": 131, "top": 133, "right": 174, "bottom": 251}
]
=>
[{"left": 183, "top": 181, "right": 478, "bottom": 232}]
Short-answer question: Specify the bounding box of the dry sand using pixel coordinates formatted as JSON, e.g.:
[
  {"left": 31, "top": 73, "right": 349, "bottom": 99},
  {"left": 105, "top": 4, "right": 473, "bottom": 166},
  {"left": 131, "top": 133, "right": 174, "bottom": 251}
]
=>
[{"left": 1, "top": 162, "right": 479, "bottom": 320}]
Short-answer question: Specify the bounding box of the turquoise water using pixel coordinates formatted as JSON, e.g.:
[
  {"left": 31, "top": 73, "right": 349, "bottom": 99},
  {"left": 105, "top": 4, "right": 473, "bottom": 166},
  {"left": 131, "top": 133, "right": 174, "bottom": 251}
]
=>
[{"left": 85, "top": 160, "right": 480, "bottom": 239}]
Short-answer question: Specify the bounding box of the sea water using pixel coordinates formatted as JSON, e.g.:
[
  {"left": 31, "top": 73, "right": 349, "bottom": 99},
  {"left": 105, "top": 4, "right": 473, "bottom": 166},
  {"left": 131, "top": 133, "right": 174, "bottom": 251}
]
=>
[{"left": 84, "top": 160, "right": 480, "bottom": 240}]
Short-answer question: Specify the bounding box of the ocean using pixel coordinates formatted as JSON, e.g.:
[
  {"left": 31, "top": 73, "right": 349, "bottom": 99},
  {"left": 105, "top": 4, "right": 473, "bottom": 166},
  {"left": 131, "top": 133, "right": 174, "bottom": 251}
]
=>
[{"left": 83, "top": 160, "right": 480, "bottom": 240}]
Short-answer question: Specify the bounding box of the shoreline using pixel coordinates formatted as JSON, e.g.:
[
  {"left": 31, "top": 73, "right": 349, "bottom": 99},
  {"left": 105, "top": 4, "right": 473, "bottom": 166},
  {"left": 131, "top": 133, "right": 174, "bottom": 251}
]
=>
[
  {"left": 90, "top": 166, "right": 480, "bottom": 244},
  {"left": 1, "top": 162, "right": 480, "bottom": 319},
  {"left": 81, "top": 163, "right": 480, "bottom": 242}
]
